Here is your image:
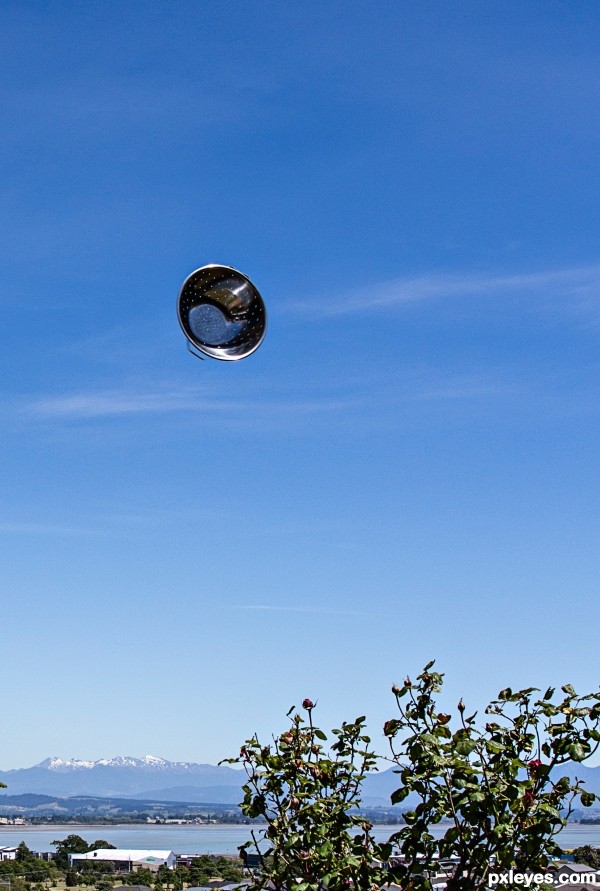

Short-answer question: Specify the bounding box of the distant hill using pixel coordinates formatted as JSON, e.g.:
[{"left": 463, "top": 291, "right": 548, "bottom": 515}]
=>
[
  {"left": 128, "top": 786, "right": 244, "bottom": 804},
  {"left": 0, "top": 792, "right": 241, "bottom": 818},
  {"left": 0, "top": 793, "right": 58, "bottom": 809},
  {"left": 551, "top": 762, "right": 600, "bottom": 793}
]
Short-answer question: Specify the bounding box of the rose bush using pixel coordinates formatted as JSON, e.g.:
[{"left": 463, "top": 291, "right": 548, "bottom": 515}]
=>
[{"left": 228, "top": 664, "right": 600, "bottom": 891}]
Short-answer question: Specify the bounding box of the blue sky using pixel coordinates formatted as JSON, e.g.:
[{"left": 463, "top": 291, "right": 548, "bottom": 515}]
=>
[{"left": 2, "top": 1, "right": 600, "bottom": 769}]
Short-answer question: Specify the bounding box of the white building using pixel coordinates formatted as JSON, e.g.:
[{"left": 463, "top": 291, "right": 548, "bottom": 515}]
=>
[{"left": 69, "top": 849, "right": 177, "bottom": 872}]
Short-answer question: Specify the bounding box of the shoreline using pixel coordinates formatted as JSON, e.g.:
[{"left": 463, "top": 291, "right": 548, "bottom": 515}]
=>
[{"left": 0, "top": 822, "right": 251, "bottom": 830}]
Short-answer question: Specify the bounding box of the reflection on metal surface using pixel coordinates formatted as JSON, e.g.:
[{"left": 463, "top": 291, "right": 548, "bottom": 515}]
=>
[{"left": 177, "top": 264, "right": 267, "bottom": 361}]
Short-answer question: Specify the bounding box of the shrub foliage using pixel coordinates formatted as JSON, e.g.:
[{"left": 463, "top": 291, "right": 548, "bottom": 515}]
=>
[{"left": 229, "top": 664, "right": 600, "bottom": 891}]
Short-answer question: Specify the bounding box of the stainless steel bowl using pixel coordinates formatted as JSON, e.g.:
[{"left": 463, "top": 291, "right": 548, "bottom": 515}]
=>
[{"left": 177, "top": 264, "right": 267, "bottom": 361}]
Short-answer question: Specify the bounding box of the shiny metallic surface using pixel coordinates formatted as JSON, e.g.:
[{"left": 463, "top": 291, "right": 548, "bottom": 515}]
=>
[{"left": 177, "top": 264, "right": 267, "bottom": 361}]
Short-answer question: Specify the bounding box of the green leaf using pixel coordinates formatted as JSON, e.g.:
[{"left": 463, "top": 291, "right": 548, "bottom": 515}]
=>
[
  {"left": 455, "top": 739, "right": 476, "bottom": 756},
  {"left": 391, "top": 787, "right": 409, "bottom": 804},
  {"left": 569, "top": 743, "right": 586, "bottom": 761},
  {"left": 443, "top": 827, "right": 460, "bottom": 843}
]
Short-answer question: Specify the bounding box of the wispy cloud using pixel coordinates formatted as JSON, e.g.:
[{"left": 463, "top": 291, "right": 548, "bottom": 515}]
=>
[
  {"left": 407, "top": 376, "right": 517, "bottom": 402},
  {"left": 26, "top": 389, "right": 199, "bottom": 419},
  {"left": 288, "top": 263, "right": 600, "bottom": 317},
  {"left": 0, "top": 511, "right": 183, "bottom": 538},
  {"left": 3, "top": 75, "right": 261, "bottom": 139},
  {"left": 23, "top": 386, "right": 358, "bottom": 421},
  {"left": 236, "top": 604, "right": 374, "bottom": 617},
  {"left": 0, "top": 521, "right": 102, "bottom": 537}
]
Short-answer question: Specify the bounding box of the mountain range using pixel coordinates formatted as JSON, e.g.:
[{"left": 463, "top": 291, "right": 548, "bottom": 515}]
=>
[
  {"left": 0, "top": 755, "right": 599, "bottom": 809},
  {"left": 0, "top": 755, "right": 402, "bottom": 806},
  {"left": 0, "top": 757, "right": 243, "bottom": 803}
]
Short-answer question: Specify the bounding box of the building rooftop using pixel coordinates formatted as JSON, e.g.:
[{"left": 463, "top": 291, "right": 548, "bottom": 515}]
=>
[{"left": 71, "top": 850, "right": 174, "bottom": 862}]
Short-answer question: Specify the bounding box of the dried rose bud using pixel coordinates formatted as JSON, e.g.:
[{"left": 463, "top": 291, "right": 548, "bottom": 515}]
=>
[
  {"left": 457, "top": 699, "right": 465, "bottom": 713},
  {"left": 392, "top": 683, "right": 402, "bottom": 695},
  {"left": 302, "top": 698, "right": 315, "bottom": 710},
  {"left": 404, "top": 677, "right": 412, "bottom": 687}
]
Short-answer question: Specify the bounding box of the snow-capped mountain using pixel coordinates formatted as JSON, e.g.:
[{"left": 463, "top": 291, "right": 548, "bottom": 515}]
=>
[
  {"left": 3, "top": 756, "right": 597, "bottom": 808},
  {"left": 0, "top": 755, "right": 408, "bottom": 805},
  {"left": 42, "top": 755, "right": 184, "bottom": 771},
  {"left": 0, "top": 755, "right": 244, "bottom": 799}
]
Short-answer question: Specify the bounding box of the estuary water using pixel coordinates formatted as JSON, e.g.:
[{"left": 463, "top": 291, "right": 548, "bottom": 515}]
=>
[{"left": 0, "top": 824, "right": 599, "bottom": 855}]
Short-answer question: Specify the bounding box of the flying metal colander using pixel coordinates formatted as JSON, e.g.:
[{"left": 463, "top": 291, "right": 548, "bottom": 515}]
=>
[{"left": 177, "top": 264, "right": 267, "bottom": 361}]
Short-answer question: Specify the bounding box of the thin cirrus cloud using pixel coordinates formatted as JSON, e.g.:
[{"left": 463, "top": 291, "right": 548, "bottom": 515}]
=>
[
  {"left": 3, "top": 76, "right": 259, "bottom": 138},
  {"left": 286, "top": 263, "right": 600, "bottom": 317},
  {"left": 0, "top": 510, "right": 195, "bottom": 539},
  {"left": 21, "top": 374, "right": 516, "bottom": 424},
  {"left": 25, "top": 388, "right": 203, "bottom": 419},
  {"left": 23, "top": 387, "right": 358, "bottom": 422},
  {"left": 0, "top": 520, "right": 106, "bottom": 537},
  {"left": 237, "top": 604, "right": 374, "bottom": 617},
  {"left": 0, "top": 519, "right": 151, "bottom": 539}
]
